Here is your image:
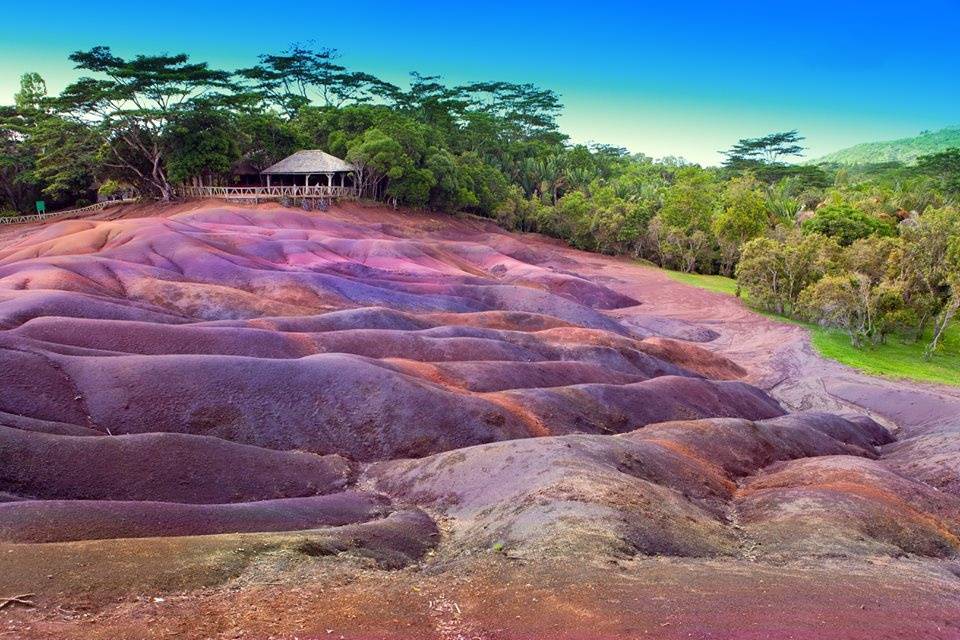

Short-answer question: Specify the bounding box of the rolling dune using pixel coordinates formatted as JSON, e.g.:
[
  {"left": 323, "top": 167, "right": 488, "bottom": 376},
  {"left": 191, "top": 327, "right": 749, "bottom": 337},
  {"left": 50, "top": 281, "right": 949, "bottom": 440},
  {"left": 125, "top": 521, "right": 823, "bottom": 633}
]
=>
[{"left": 0, "top": 201, "right": 958, "bottom": 639}]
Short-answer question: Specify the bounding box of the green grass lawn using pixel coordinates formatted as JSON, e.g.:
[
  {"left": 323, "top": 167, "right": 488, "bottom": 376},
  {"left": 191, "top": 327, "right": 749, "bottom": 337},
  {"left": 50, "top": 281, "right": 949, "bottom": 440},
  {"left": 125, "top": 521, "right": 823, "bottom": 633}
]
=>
[
  {"left": 663, "top": 269, "right": 960, "bottom": 386},
  {"left": 663, "top": 270, "right": 740, "bottom": 296}
]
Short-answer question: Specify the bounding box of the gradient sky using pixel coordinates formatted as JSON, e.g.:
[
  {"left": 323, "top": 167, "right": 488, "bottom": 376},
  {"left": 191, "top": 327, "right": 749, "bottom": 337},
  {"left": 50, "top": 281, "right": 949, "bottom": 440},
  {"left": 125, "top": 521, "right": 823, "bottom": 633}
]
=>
[{"left": 2, "top": 0, "right": 957, "bottom": 165}]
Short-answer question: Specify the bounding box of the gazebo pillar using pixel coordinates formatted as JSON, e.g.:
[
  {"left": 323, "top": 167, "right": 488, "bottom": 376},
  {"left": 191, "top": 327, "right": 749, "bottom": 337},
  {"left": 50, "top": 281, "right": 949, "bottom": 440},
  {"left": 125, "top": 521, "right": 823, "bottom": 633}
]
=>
[{"left": 266, "top": 174, "right": 271, "bottom": 187}]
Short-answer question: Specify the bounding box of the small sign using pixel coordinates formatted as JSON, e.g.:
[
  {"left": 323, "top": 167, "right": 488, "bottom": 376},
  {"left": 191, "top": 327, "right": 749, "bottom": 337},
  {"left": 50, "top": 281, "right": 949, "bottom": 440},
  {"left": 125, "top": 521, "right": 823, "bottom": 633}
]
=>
[{"left": 35, "top": 201, "right": 46, "bottom": 214}]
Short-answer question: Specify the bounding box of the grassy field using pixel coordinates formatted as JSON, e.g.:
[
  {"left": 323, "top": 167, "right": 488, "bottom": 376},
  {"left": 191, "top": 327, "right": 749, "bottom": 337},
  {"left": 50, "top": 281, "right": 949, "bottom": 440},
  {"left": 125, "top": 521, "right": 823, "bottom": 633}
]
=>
[
  {"left": 663, "top": 271, "right": 741, "bottom": 296},
  {"left": 664, "top": 269, "right": 960, "bottom": 386}
]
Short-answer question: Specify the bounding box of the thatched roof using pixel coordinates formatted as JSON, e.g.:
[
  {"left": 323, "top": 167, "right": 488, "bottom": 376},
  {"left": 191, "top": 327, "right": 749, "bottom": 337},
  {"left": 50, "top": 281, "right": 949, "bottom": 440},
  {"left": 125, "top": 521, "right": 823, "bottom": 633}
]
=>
[{"left": 262, "top": 150, "right": 355, "bottom": 175}]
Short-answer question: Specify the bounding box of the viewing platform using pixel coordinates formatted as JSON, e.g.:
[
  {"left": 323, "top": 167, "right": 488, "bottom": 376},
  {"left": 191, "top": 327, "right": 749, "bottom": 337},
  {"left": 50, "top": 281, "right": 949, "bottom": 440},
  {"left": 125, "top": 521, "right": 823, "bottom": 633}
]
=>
[{"left": 178, "top": 185, "right": 360, "bottom": 203}]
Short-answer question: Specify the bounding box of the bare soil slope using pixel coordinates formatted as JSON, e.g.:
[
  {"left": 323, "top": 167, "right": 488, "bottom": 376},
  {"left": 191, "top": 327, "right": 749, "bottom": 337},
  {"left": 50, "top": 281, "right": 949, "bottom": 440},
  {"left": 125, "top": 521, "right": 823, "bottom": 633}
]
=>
[{"left": 1, "top": 201, "right": 958, "bottom": 639}]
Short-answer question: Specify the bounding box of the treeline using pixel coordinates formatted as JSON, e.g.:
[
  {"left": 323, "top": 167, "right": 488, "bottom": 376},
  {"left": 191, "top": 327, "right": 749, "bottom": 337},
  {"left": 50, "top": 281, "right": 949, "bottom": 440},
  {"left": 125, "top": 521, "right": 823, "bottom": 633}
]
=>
[
  {"left": 0, "top": 45, "right": 566, "bottom": 210},
  {"left": 737, "top": 210, "right": 959, "bottom": 357},
  {"left": 0, "top": 44, "right": 958, "bottom": 356}
]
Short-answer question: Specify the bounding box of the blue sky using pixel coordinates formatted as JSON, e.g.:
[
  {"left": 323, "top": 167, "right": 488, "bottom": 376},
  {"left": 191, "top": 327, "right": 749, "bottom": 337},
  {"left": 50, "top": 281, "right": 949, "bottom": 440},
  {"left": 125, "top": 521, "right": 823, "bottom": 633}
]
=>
[{"left": 2, "top": 0, "right": 957, "bottom": 164}]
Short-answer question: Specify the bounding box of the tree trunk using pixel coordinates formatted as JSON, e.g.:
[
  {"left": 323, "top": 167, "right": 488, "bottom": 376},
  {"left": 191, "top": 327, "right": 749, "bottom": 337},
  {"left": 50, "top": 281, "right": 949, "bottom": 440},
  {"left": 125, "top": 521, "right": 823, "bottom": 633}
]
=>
[{"left": 924, "top": 294, "right": 959, "bottom": 359}]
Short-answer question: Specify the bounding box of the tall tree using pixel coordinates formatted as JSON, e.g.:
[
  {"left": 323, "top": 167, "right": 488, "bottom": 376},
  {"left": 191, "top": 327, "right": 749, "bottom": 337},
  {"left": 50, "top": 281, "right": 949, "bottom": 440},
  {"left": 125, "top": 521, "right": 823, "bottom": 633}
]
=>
[
  {"left": 0, "top": 74, "right": 46, "bottom": 212},
  {"left": 459, "top": 81, "right": 564, "bottom": 144},
  {"left": 713, "top": 175, "right": 769, "bottom": 275},
  {"left": 56, "top": 46, "right": 233, "bottom": 200},
  {"left": 722, "top": 130, "right": 806, "bottom": 168},
  {"left": 238, "top": 44, "right": 395, "bottom": 116}
]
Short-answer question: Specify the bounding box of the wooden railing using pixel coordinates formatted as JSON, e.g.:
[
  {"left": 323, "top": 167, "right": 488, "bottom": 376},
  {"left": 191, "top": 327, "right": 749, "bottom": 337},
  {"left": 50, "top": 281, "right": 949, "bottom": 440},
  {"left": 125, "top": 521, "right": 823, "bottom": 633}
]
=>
[
  {"left": 0, "top": 199, "right": 137, "bottom": 226},
  {"left": 0, "top": 185, "right": 360, "bottom": 226},
  {"left": 179, "top": 185, "right": 359, "bottom": 201}
]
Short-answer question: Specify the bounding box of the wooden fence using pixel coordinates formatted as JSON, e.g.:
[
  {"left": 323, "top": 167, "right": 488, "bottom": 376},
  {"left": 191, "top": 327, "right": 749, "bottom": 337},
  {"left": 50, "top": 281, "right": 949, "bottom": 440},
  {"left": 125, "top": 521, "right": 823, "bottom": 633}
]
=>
[
  {"left": 0, "top": 184, "right": 359, "bottom": 226},
  {"left": 178, "top": 185, "right": 359, "bottom": 201},
  {"left": 0, "top": 199, "right": 137, "bottom": 226}
]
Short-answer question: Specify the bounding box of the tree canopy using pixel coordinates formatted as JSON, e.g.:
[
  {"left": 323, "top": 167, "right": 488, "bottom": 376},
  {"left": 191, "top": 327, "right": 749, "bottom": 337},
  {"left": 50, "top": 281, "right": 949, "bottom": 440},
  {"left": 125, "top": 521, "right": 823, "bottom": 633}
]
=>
[{"left": 722, "top": 130, "right": 806, "bottom": 168}]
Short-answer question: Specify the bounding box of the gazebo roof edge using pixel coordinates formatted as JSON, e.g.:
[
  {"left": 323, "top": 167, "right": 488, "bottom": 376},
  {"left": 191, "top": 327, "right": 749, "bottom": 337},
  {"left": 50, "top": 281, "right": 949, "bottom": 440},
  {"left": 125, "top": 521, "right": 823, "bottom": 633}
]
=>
[{"left": 262, "top": 149, "right": 355, "bottom": 174}]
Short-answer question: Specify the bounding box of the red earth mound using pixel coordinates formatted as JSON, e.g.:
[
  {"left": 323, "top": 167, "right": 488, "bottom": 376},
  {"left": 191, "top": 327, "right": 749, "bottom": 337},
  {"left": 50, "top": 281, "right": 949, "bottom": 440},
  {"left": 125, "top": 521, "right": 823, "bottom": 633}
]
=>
[
  {"left": 0, "top": 425, "right": 351, "bottom": 503},
  {"left": 0, "top": 205, "right": 785, "bottom": 464},
  {"left": 0, "top": 201, "right": 958, "bottom": 638},
  {"left": 0, "top": 491, "right": 392, "bottom": 543},
  {"left": 366, "top": 412, "right": 896, "bottom": 559}
]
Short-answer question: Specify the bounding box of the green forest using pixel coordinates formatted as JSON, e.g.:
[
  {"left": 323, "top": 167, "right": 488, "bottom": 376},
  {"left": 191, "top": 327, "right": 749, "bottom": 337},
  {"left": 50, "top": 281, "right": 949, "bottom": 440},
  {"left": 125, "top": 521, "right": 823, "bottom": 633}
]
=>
[
  {"left": 813, "top": 126, "right": 960, "bottom": 165},
  {"left": 1, "top": 45, "right": 958, "bottom": 363}
]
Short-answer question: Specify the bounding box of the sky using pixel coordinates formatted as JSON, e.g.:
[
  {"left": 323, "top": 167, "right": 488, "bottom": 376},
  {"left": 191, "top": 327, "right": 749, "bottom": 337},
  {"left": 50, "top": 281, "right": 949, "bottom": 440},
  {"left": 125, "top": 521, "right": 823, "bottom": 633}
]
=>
[{"left": 1, "top": 0, "right": 958, "bottom": 165}]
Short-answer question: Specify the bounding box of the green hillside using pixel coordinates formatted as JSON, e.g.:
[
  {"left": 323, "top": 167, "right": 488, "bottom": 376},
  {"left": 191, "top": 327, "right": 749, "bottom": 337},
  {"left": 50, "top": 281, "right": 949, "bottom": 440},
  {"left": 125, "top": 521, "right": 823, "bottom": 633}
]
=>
[{"left": 814, "top": 126, "right": 960, "bottom": 165}]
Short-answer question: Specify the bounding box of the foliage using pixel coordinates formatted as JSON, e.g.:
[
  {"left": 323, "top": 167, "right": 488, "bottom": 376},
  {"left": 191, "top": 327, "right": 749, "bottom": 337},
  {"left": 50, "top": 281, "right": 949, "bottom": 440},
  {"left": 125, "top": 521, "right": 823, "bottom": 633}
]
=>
[
  {"left": 0, "top": 44, "right": 957, "bottom": 374},
  {"left": 797, "top": 273, "right": 868, "bottom": 344},
  {"left": 736, "top": 230, "right": 839, "bottom": 315},
  {"left": 713, "top": 175, "right": 769, "bottom": 274},
  {"left": 735, "top": 205, "right": 960, "bottom": 356},
  {"left": 237, "top": 43, "right": 394, "bottom": 116},
  {"left": 672, "top": 269, "right": 960, "bottom": 386},
  {"left": 801, "top": 202, "right": 895, "bottom": 245},
  {"left": 722, "top": 130, "right": 805, "bottom": 168},
  {"left": 916, "top": 147, "right": 960, "bottom": 198},
  {"left": 97, "top": 179, "right": 122, "bottom": 197},
  {"left": 165, "top": 106, "right": 240, "bottom": 185},
  {"left": 57, "top": 46, "right": 234, "bottom": 200},
  {"left": 812, "top": 126, "right": 960, "bottom": 166},
  {"left": 0, "top": 74, "right": 45, "bottom": 212}
]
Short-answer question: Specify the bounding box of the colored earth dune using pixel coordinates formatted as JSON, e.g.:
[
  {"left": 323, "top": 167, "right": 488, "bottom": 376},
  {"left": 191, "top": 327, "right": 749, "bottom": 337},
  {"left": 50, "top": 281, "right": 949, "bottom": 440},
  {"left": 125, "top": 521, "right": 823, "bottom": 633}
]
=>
[{"left": 0, "top": 202, "right": 958, "bottom": 639}]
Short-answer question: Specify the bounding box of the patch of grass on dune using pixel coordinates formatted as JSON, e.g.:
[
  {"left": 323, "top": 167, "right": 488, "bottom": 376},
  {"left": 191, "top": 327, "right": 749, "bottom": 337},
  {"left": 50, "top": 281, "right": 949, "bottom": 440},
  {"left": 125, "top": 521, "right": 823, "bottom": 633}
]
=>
[{"left": 663, "top": 269, "right": 960, "bottom": 386}]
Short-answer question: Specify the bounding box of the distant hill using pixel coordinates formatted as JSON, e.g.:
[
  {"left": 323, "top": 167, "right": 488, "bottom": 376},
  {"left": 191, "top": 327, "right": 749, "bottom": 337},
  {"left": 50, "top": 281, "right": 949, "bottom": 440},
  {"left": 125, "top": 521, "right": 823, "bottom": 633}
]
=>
[{"left": 813, "top": 126, "right": 960, "bottom": 165}]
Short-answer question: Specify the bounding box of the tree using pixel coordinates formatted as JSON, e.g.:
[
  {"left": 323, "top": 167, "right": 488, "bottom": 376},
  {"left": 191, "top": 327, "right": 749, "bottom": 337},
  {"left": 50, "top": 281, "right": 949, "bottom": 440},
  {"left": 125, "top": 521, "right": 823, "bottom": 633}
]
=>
[
  {"left": 713, "top": 175, "right": 769, "bottom": 275},
  {"left": 548, "top": 190, "right": 589, "bottom": 243},
  {"left": 736, "top": 230, "right": 837, "bottom": 315},
  {"left": 1, "top": 72, "right": 99, "bottom": 212},
  {"left": 165, "top": 105, "right": 240, "bottom": 186},
  {"left": 898, "top": 207, "right": 960, "bottom": 357},
  {"left": 0, "top": 74, "right": 46, "bottom": 212},
  {"left": 843, "top": 236, "right": 899, "bottom": 284},
  {"left": 235, "top": 111, "right": 302, "bottom": 172},
  {"left": 585, "top": 184, "right": 651, "bottom": 255},
  {"left": 57, "top": 46, "right": 233, "bottom": 200},
  {"left": 802, "top": 202, "right": 895, "bottom": 246},
  {"left": 797, "top": 273, "right": 869, "bottom": 346},
  {"left": 29, "top": 116, "right": 99, "bottom": 203},
  {"left": 450, "top": 152, "right": 509, "bottom": 215},
  {"left": 237, "top": 44, "right": 394, "bottom": 117},
  {"left": 917, "top": 148, "right": 960, "bottom": 197},
  {"left": 459, "top": 81, "right": 564, "bottom": 144},
  {"left": 346, "top": 128, "right": 405, "bottom": 199},
  {"left": 495, "top": 185, "right": 549, "bottom": 233},
  {"left": 926, "top": 236, "right": 960, "bottom": 357},
  {"left": 722, "top": 130, "right": 805, "bottom": 169},
  {"left": 655, "top": 167, "right": 719, "bottom": 272},
  {"left": 344, "top": 117, "right": 437, "bottom": 205},
  {"left": 659, "top": 166, "right": 718, "bottom": 233},
  {"left": 798, "top": 271, "right": 912, "bottom": 347}
]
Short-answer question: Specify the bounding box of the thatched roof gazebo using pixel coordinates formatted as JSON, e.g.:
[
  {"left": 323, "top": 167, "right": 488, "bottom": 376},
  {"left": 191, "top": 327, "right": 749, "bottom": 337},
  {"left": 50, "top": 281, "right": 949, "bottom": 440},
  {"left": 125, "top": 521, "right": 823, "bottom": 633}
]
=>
[
  {"left": 261, "top": 150, "right": 356, "bottom": 188},
  {"left": 178, "top": 149, "right": 359, "bottom": 202}
]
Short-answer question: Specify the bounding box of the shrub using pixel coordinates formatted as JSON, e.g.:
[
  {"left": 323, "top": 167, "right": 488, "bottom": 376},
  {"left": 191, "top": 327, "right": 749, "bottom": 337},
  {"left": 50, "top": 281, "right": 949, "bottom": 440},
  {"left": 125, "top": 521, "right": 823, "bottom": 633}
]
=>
[{"left": 801, "top": 202, "right": 895, "bottom": 246}]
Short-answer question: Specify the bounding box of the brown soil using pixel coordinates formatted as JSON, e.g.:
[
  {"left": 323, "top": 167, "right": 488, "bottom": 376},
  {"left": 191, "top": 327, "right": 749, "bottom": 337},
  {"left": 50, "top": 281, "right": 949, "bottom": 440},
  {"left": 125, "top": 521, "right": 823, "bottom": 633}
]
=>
[{"left": 1, "top": 201, "right": 958, "bottom": 639}]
